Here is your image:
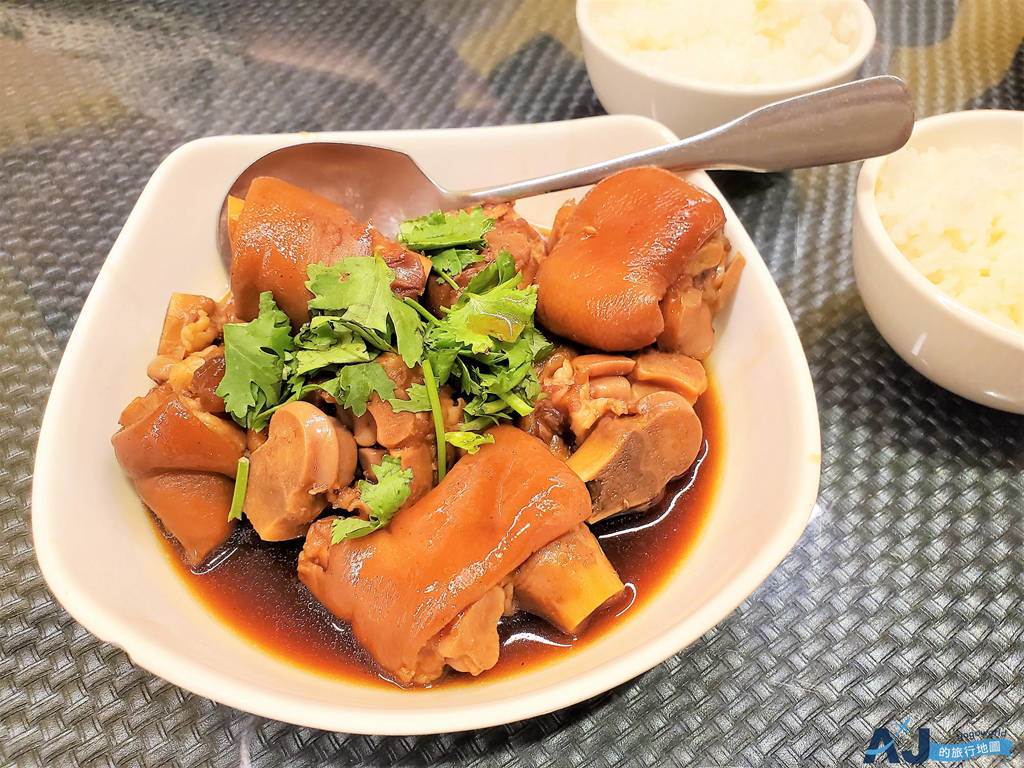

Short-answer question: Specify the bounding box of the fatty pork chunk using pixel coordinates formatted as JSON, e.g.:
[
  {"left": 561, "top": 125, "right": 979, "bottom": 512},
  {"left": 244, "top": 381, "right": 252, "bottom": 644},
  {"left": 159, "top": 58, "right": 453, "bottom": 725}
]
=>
[
  {"left": 112, "top": 292, "right": 243, "bottom": 565},
  {"left": 536, "top": 166, "right": 744, "bottom": 357},
  {"left": 522, "top": 349, "right": 706, "bottom": 523},
  {"left": 112, "top": 384, "right": 245, "bottom": 565},
  {"left": 425, "top": 202, "right": 546, "bottom": 313},
  {"left": 228, "top": 176, "right": 432, "bottom": 326},
  {"left": 298, "top": 426, "right": 593, "bottom": 685}
]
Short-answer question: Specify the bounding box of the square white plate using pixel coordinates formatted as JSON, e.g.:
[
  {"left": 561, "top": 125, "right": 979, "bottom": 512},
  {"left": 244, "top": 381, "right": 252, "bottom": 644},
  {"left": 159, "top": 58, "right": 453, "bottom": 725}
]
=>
[{"left": 33, "top": 116, "right": 820, "bottom": 734}]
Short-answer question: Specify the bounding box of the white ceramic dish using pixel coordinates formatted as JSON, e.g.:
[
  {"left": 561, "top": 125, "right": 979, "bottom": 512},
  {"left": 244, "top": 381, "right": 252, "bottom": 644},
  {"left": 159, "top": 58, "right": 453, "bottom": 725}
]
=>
[
  {"left": 853, "top": 109, "right": 1024, "bottom": 413},
  {"left": 576, "top": 0, "right": 877, "bottom": 138},
  {"left": 33, "top": 116, "right": 820, "bottom": 734}
]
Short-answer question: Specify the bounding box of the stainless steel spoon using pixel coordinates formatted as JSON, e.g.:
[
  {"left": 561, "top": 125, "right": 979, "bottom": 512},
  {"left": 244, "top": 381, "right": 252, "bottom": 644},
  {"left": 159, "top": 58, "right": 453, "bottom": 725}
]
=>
[{"left": 218, "top": 75, "right": 913, "bottom": 252}]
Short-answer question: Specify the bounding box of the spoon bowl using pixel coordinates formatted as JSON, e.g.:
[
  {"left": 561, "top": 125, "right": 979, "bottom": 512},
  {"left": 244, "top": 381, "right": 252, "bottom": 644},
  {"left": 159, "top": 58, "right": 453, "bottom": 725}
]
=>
[
  {"left": 218, "top": 142, "right": 450, "bottom": 257},
  {"left": 219, "top": 76, "right": 913, "bottom": 258}
]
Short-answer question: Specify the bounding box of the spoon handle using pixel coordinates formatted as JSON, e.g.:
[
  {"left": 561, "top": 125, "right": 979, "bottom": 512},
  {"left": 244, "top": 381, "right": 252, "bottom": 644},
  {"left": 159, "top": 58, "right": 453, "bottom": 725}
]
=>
[{"left": 453, "top": 76, "right": 914, "bottom": 206}]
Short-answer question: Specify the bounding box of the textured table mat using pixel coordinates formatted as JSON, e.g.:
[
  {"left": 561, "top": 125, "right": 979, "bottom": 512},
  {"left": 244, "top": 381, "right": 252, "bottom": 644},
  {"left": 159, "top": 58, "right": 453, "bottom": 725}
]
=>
[{"left": 1, "top": 1, "right": 1022, "bottom": 765}]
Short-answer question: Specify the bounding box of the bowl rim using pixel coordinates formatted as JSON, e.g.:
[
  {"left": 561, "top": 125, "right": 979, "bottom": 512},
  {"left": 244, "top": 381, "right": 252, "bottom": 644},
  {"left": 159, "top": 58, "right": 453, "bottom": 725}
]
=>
[
  {"left": 32, "top": 118, "right": 822, "bottom": 735},
  {"left": 855, "top": 108, "right": 1024, "bottom": 351},
  {"left": 576, "top": 0, "right": 877, "bottom": 96}
]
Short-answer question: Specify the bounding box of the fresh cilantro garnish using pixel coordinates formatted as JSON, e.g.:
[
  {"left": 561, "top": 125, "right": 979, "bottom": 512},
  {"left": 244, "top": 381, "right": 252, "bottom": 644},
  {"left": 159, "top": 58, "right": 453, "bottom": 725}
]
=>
[
  {"left": 386, "top": 382, "right": 432, "bottom": 413},
  {"left": 445, "top": 431, "right": 494, "bottom": 454},
  {"left": 430, "top": 247, "right": 484, "bottom": 287},
  {"left": 433, "top": 269, "right": 536, "bottom": 352},
  {"left": 217, "top": 215, "right": 549, "bottom": 527},
  {"left": 398, "top": 207, "right": 494, "bottom": 252},
  {"left": 420, "top": 358, "right": 447, "bottom": 481},
  {"left": 317, "top": 361, "right": 397, "bottom": 417},
  {"left": 306, "top": 257, "right": 424, "bottom": 367},
  {"left": 216, "top": 292, "right": 293, "bottom": 429},
  {"left": 331, "top": 455, "right": 413, "bottom": 541},
  {"left": 425, "top": 252, "right": 552, "bottom": 425},
  {"left": 227, "top": 457, "right": 250, "bottom": 521},
  {"left": 287, "top": 344, "right": 372, "bottom": 377},
  {"left": 463, "top": 249, "right": 518, "bottom": 293}
]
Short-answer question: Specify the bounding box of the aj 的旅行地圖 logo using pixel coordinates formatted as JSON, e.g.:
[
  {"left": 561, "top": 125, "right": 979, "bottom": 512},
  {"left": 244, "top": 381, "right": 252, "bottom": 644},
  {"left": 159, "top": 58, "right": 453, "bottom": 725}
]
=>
[{"left": 864, "top": 718, "right": 1014, "bottom": 763}]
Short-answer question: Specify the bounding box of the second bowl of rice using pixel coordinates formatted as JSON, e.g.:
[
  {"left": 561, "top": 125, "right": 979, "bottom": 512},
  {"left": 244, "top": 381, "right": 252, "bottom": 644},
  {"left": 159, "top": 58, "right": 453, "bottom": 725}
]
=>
[{"left": 853, "top": 109, "right": 1024, "bottom": 413}]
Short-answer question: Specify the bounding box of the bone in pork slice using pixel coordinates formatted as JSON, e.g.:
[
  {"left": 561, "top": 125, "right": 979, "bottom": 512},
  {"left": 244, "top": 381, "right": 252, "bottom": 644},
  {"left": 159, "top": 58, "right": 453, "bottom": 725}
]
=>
[
  {"left": 244, "top": 401, "right": 357, "bottom": 541},
  {"left": 512, "top": 525, "right": 624, "bottom": 634},
  {"left": 112, "top": 385, "right": 246, "bottom": 564},
  {"left": 536, "top": 167, "right": 726, "bottom": 352},
  {"left": 567, "top": 391, "right": 703, "bottom": 524},
  {"left": 230, "top": 176, "right": 431, "bottom": 326},
  {"left": 297, "top": 425, "right": 591, "bottom": 685}
]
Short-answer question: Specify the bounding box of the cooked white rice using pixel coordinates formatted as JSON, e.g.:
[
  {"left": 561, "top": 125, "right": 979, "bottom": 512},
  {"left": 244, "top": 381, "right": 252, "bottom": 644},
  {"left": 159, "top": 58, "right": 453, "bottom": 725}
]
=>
[
  {"left": 588, "top": 0, "right": 861, "bottom": 86},
  {"left": 875, "top": 141, "right": 1024, "bottom": 335}
]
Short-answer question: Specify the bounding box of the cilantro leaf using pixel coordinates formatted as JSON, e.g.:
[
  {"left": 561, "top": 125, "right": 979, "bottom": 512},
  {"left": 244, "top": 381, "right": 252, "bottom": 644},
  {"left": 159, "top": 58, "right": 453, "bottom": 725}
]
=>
[
  {"left": 293, "top": 316, "right": 349, "bottom": 347},
  {"left": 398, "top": 207, "right": 494, "bottom": 251},
  {"left": 430, "top": 248, "right": 483, "bottom": 283},
  {"left": 387, "top": 383, "right": 432, "bottom": 413},
  {"left": 387, "top": 296, "right": 426, "bottom": 368},
  {"left": 286, "top": 343, "right": 371, "bottom": 377},
  {"left": 436, "top": 280, "right": 537, "bottom": 352},
  {"left": 305, "top": 257, "right": 424, "bottom": 367},
  {"left": 330, "top": 517, "right": 378, "bottom": 540},
  {"left": 331, "top": 455, "right": 413, "bottom": 542},
  {"left": 424, "top": 346, "right": 459, "bottom": 387},
  {"left": 318, "top": 361, "right": 396, "bottom": 417},
  {"left": 217, "top": 292, "right": 294, "bottom": 428},
  {"left": 464, "top": 250, "right": 518, "bottom": 294},
  {"left": 445, "top": 431, "right": 494, "bottom": 454},
  {"left": 307, "top": 258, "right": 393, "bottom": 331}
]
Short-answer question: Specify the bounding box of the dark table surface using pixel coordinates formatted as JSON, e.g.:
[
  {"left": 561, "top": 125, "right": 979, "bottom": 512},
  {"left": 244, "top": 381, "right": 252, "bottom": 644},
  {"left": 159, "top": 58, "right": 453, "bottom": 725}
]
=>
[{"left": 1, "top": 1, "right": 1022, "bottom": 766}]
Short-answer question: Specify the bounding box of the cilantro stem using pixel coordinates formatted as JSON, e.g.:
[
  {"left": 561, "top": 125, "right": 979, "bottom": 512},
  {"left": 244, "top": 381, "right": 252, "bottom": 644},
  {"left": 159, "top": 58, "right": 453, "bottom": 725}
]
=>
[
  {"left": 436, "top": 271, "right": 460, "bottom": 290},
  {"left": 343, "top": 322, "right": 393, "bottom": 352},
  {"left": 403, "top": 297, "right": 439, "bottom": 325},
  {"left": 227, "top": 457, "right": 250, "bottom": 521},
  {"left": 496, "top": 389, "right": 534, "bottom": 416},
  {"left": 420, "top": 358, "right": 447, "bottom": 483}
]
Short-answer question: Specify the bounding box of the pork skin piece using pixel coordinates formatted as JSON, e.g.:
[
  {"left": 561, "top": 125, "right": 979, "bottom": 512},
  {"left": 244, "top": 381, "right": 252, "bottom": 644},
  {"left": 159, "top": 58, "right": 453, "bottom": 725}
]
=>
[
  {"left": 134, "top": 471, "right": 236, "bottom": 565},
  {"left": 536, "top": 167, "right": 725, "bottom": 352},
  {"left": 297, "top": 426, "right": 591, "bottom": 684},
  {"left": 230, "top": 176, "right": 430, "bottom": 326},
  {"left": 112, "top": 385, "right": 245, "bottom": 564}
]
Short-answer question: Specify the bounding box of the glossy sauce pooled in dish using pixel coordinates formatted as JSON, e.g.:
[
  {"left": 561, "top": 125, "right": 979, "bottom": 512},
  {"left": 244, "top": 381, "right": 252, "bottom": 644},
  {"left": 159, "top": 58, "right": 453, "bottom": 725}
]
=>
[
  {"left": 112, "top": 166, "right": 742, "bottom": 687},
  {"left": 154, "top": 386, "right": 720, "bottom": 687}
]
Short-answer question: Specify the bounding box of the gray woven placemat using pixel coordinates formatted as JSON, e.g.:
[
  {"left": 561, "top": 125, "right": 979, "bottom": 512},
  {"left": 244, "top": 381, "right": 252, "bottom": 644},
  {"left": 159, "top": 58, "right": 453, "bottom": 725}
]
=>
[{"left": 1, "top": 1, "right": 1021, "bottom": 766}]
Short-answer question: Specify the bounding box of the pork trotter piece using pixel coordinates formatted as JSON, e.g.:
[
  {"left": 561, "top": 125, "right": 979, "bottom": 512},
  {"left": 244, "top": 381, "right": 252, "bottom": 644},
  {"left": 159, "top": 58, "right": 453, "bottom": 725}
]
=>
[
  {"left": 112, "top": 385, "right": 245, "bottom": 564},
  {"left": 297, "top": 426, "right": 591, "bottom": 684},
  {"left": 536, "top": 167, "right": 726, "bottom": 352},
  {"left": 567, "top": 391, "right": 703, "bottom": 523},
  {"left": 244, "top": 401, "right": 357, "bottom": 541},
  {"left": 512, "top": 525, "right": 624, "bottom": 634},
  {"left": 230, "top": 177, "right": 430, "bottom": 326}
]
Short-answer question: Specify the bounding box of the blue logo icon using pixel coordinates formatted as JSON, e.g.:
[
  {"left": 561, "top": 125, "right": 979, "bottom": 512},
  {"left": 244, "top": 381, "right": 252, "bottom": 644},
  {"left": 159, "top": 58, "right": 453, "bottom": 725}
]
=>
[{"left": 864, "top": 719, "right": 1014, "bottom": 763}]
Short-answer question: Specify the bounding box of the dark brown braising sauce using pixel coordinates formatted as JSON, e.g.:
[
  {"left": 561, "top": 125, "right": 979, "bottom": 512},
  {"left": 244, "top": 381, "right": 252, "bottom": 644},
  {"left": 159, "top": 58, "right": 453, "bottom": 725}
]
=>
[{"left": 155, "top": 381, "right": 723, "bottom": 689}]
